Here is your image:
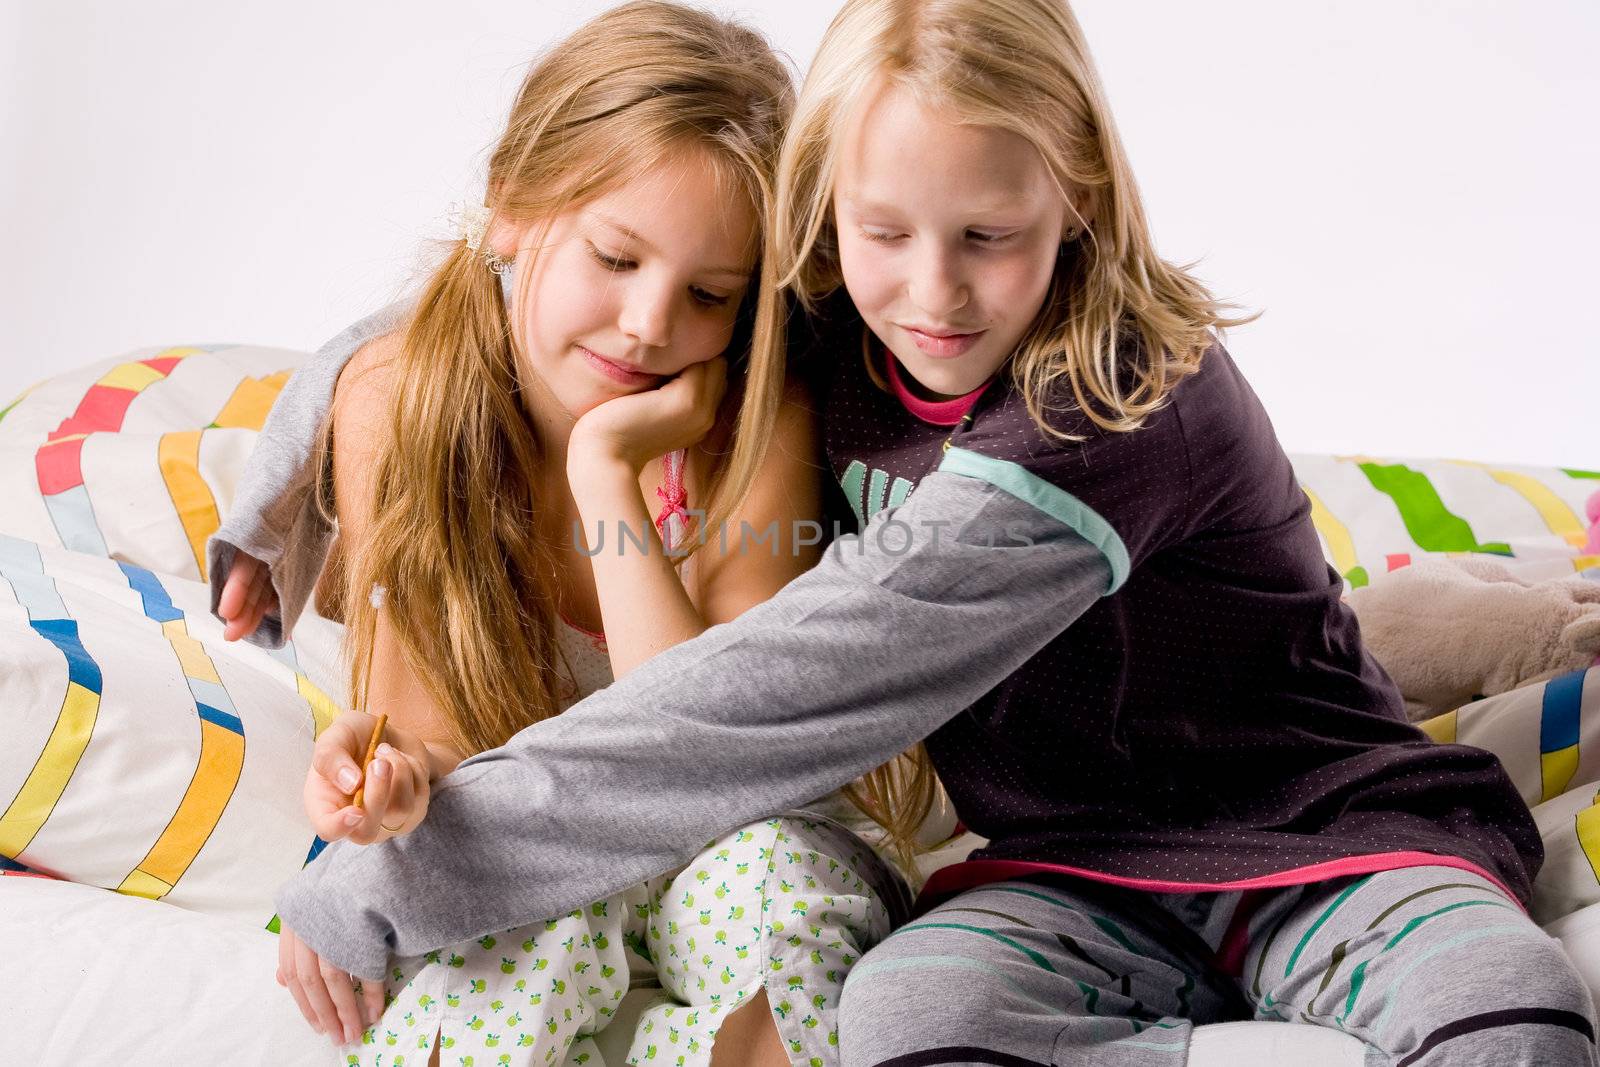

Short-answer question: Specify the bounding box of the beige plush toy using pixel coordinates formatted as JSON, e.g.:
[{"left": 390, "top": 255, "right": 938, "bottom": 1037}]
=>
[{"left": 1347, "top": 557, "right": 1600, "bottom": 721}]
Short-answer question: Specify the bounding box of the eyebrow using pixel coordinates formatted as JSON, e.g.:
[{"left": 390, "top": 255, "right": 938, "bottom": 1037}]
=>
[
  {"left": 592, "top": 214, "right": 752, "bottom": 282},
  {"left": 838, "top": 195, "right": 1030, "bottom": 220}
]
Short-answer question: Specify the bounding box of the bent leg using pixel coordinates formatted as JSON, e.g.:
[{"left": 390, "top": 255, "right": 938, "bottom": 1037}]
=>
[
  {"left": 838, "top": 877, "right": 1243, "bottom": 1067},
  {"left": 1243, "top": 865, "right": 1598, "bottom": 1066},
  {"left": 632, "top": 812, "right": 906, "bottom": 1066}
]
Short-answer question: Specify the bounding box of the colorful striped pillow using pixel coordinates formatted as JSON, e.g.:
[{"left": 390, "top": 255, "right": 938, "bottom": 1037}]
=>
[{"left": 1290, "top": 454, "right": 1599, "bottom": 590}]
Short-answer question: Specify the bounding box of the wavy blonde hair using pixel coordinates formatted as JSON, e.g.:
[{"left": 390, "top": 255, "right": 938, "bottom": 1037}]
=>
[
  {"left": 335, "top": 1, "right": 795, "bottom": 757},
  {"left": 774, "top": 0, "right": 1255, "bottom": 869}
]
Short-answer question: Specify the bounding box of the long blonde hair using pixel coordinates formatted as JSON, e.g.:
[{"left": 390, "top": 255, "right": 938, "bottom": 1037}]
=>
[
  {"left": 774, "top": 0, "right": 1255, "bottom": 868},
  {"left": 339, "top": 1, "right": 795, "bottom": 757}
]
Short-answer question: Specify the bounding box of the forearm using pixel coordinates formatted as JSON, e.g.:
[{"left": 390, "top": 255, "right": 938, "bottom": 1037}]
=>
[
  {"left": 273, "top": 471, "right": 1115, "bottom": 977},
  {"left": 569, "top": 454, "right": 707, "bottom": 678}
]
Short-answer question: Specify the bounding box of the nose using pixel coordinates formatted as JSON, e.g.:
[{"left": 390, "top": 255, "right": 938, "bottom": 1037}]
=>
[
  {"left": 908, "top": 244, "right": 969, "bottom": 321},
  {"left": 618, "top": 277, "right": 673, "bottom": 351}
]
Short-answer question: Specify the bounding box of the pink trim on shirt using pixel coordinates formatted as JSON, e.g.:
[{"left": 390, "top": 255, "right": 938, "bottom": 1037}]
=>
[
  {"left": 919, "top": 850, "right": 1525, "bottom": 974},
  {"left": 883, "top": 352, "right": 989, "bottom": 427},
  {"left": 557, "top": 612, "right": 606, "bottom": 644}
]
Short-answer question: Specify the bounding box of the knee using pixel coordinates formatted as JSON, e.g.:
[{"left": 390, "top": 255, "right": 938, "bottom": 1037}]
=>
[{"left": 1398, "top": 935, "right": 1598, "bottom": 1065}]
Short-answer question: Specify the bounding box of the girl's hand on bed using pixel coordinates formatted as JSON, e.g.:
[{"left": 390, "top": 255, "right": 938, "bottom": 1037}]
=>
[
  {"left": 277, "top": 921, "right": 384, "bottom": 1047},
  {"left": 306, "top": 710, "right": 432, "bottom": 844},
  {"left": 218, "top": 552, "right": 278, "bottom": 641}
]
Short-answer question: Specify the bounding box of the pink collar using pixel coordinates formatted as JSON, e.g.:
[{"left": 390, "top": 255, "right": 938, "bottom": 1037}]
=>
[{"left": 883, "top": 351, "right": 990, "bottom": 426}]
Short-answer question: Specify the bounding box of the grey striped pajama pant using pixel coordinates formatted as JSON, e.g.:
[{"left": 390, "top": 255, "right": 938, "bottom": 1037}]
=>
[{"left": 837, "top": 866, "right": 1596, "bottom": 1066}]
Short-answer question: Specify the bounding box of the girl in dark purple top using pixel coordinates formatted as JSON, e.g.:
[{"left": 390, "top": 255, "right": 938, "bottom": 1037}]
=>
[{"left": 237, "top": 0, "right": 1595, "bottom": 1063}]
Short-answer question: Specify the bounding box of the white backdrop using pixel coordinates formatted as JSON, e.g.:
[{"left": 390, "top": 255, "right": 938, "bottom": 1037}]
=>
[{"left": 3, "top": 1, "right": 1596, "bottom": 466}]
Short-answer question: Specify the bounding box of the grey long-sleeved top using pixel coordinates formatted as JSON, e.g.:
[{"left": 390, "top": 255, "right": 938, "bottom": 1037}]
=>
[{"left": 212, "top": 300, "right": 1538, "bottom": 978}]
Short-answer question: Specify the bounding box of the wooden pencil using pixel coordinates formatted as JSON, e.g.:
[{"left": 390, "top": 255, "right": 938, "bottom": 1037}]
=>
[{"left": 352, "top": 713, "right": 388, "bottom": 809}]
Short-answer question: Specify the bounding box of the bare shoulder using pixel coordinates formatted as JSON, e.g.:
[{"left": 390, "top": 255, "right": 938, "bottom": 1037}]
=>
[{"left": 331, "top": 331, "right": 405, "bottom": 448}]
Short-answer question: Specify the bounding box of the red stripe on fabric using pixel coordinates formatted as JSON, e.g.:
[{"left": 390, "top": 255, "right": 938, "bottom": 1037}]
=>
[
  {"left": 35, "top": 436, "right": 87, "bottom": 494},
  {"left": 1386, "top": 553, "right": 1412, "bottom": 572},
  {"left": 140, "top": 355, "right": 184, "bottom": 375},
  {"left": 917, "top": 852, "right": 1524, "bottom": 918},
  {"left": 53, "top": 384, "right": 139, "bottom": 438},
  {"left": 1215, "top": 888, "right": 1271, "bottom": 976}
]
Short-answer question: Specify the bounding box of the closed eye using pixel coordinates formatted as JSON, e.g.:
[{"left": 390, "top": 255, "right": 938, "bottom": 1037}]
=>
[
  {"left": 589, "top": 243, "right": 636, "bottom": 271},
  {"left": 690, "top": 287, "right": 731, "bottom": 308},
  {"left": 967, "top": 230, "right": 1018, "bottom": 244},
  {"left": 859, "top": 228, "right": 906, "bottom": 245}
]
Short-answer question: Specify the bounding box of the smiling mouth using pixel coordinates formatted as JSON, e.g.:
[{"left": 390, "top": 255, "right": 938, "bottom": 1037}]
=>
[
  {"left": 899, "top": 325, "right": 986, "bottom": 358},
  {"left": 578, "top": 346, "right": 659, "bottom": 385}
]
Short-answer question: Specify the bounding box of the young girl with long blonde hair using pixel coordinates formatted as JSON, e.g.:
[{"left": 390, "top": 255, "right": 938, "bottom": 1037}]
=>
[
  {"left": 212, "top": 4, "right": 921, "bottom": 1064},
  {"left": 234, "top": 0, "right": 1594, "bottom": 1065}
]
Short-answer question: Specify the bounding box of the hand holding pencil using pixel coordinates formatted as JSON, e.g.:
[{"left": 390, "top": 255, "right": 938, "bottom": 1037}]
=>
[{"left": 303, "top": 709, "right": 433, "bottom": 845}]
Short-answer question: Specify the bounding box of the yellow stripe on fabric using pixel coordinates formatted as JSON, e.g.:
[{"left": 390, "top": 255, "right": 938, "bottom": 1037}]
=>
[
  {"left": 1575, "top": 556, "right": 1600, "bottom": 573},
  {"left": 117, "top": 868, "right": 175, "bottom": 899},
  {"left": 98, "top": 364, "right": 165, "bottom": 391},
  {"left": 1418, "top": 709, "right": 1458, "bottom": 745},
  {"left": 162, "top": 618, "right": 221, "bottom": 684},
  {"left": 297, "top": 673, "right": 340, "bottom": 737},
  {"left": 1543, "top": 746, "right": 1581, "bottom": 804},
  {"left": 134, "top": 721, "right": 244, "bottom": 886},
  {"left": 212, "top": 371, "right": 290, "bottom": 430},
  {"left": 0, "top": 681, "right": 100, "bottom": 856},
  {"left": 1578, "top": 794, "right": 1600, "bottom": 886},
  {"left": 1450, "top": 461, "right": 1588, "bottom": 548},
  {"left": 157, "top": 430, "right": 221, "bottom": 578},
  {"left": 1303, "top": 486, "right": 1360, "bottom": 577}
]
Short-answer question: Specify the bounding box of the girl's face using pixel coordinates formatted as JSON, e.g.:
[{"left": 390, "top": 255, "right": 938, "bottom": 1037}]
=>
[
  {"left": 502, "top": 150, "right": 757, "bottom": 421},
  {"left": 833, "top": 82, "right": 1069, "bottom": 400}
]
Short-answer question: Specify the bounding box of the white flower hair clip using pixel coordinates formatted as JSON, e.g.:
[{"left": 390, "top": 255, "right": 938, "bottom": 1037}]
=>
[{"left": 447, "top": 200, "right": 510, "bottom": 275}]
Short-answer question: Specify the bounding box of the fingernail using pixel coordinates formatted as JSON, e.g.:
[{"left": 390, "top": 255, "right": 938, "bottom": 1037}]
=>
[
  {"left": 344, "top": 811, "right": 363, "bottom": 828},
  {"left": 372, "top": 760, "right": 389, "bottom": 780},
  {"left": 376, "top": 742, "right": 393, "bottom": 757},
  {"left": 337, "top": 768, "right": 360, "bottom": 792}
]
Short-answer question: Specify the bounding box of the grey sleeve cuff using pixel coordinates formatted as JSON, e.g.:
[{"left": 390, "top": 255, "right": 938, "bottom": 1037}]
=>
[{"left": 205, "top": 298, "right": 413, "bottom": 648}]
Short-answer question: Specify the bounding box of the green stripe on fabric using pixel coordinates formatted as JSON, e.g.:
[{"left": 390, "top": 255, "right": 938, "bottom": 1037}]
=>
[
  {"left": 1356, "top": 462, "right": 1512, "bottom": 554},
  {"left": 1383, "top": 899, "right": 1512, "bottom": 951},
  {"left": 1285, "top": 875, "right": 1375, "bottom": 977},
  {"left": 898, "top": 921, "right": 1058, "bottom": 973},
  {"left": 1370, "top": 924, "right": 1530, "bottom": 1038},
  {"left": 1339, "top": 900, "right": 1514, "bottom": 1023},
  {"left": 1345, "top": 566, "right": 1369, "bottom": 589},
  {"left": 1563, "top": 469, "right": 1600, "bottom": 480},
  {"left": 1364, "top": 883, "right": 1487, "bottom": 933},
  {"left": 988, "top": 886, "right": 1142, "bottom": 956},
  {"left": 938, "top": 446, "right": 1130, "bottom": 593},
  {"left": 846, "top": 953, "right": 1069, "bottom": 1017}
]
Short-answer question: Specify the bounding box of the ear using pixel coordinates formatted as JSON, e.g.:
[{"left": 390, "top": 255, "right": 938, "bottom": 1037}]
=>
[
  {"left": 1062, "top": 184, "right": 1095, "bottom": 241},
  {"left": 485, "top": 216, "right": 524, "bottom": 261},
  {"left": 1559, "top": 610, "right": 1600, "bottom": 656}
]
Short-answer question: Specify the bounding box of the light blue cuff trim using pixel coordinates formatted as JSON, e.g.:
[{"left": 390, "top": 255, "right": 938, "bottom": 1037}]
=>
[{"left": 938, "top": 446, "right": 1130, "bottom": 594}]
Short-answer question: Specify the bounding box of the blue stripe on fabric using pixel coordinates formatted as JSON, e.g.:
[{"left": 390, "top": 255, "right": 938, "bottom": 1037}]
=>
[
  {"left": 118, "top": 562, "right": 183, "bottom": 623},
  {"left": 31, "top": 618, "right": 102, "bottom": 692},
  {"left": 937, "top": 446, "right": 1129, "bottom": 593},
  {"left": 187, "top": 678, "right": 235, "bottom": 718},
  {"left": 305, "top": 836, "right": 328, "bottom": 865},
  {"left": 197, "top": 702, "right": 244, "bottom": 735},
  {"left": 43, "top": 484, "right": 110, "bottom": 558},
  {"left": 1541, "top": 670, "right": 1587, "bottom": 753}
]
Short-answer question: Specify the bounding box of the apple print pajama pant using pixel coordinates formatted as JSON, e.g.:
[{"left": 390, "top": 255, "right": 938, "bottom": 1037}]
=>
[{"left": 342, "top": 811, "right": 911, "bottom": 1067}]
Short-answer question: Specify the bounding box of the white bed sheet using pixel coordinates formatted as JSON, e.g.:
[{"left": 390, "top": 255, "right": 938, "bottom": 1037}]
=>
[{"left": 0, "top": 875, "right": 1434, "bottom": 1067}]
